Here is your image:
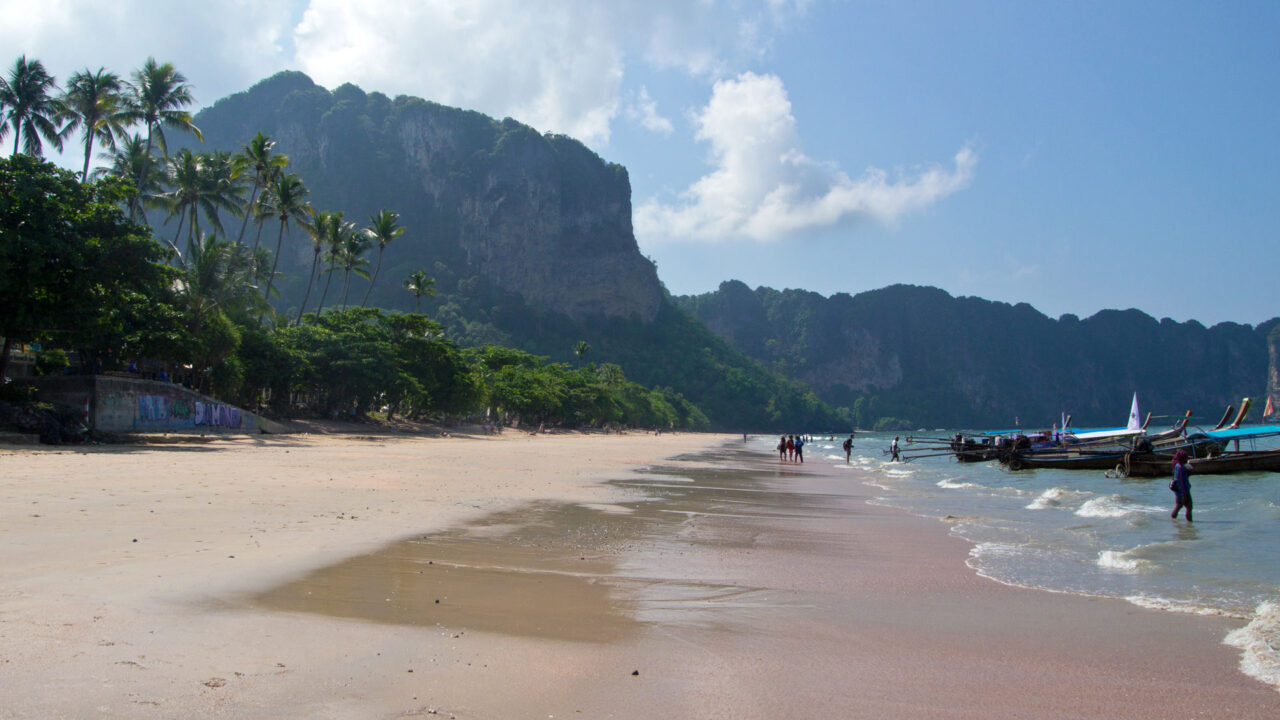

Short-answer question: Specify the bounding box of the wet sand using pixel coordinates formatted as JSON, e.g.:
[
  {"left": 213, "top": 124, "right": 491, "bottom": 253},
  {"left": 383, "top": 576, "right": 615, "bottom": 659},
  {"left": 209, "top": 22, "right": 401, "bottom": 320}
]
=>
[{"left": 1, "top": 433, "right": 1276, "bottom": 718}]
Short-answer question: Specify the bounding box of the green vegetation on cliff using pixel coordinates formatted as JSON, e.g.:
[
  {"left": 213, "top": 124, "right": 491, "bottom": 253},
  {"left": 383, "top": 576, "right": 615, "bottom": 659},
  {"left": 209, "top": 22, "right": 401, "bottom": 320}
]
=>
[{"left": 677, "top": 281, "right": 1279, "bottom": 429}]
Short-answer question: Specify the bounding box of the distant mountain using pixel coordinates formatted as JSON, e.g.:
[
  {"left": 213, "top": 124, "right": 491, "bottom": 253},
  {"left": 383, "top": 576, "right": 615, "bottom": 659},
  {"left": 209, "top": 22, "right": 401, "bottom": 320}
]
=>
[
  {"left": 178, "top": 72, "right": 840, "bottom": 431},
  {"left": 675, "top": 281, "right": 1280, "bottom": 429}
]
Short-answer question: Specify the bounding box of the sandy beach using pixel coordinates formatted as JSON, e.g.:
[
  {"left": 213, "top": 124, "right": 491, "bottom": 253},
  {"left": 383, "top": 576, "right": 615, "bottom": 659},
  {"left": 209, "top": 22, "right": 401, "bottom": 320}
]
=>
[{"left": 1, "top": 431, "right": 1276, "bottom": 719}]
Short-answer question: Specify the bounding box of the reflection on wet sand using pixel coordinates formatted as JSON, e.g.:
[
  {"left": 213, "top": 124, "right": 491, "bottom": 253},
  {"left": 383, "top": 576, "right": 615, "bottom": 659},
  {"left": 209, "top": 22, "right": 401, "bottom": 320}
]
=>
[{"left": 253, "top": 447, "right": 860, "bottom": 643}]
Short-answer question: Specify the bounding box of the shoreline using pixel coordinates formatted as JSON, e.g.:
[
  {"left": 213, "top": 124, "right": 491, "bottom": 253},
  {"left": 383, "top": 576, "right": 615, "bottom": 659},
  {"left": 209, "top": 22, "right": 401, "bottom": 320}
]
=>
[{"left": 1, "top": 432, "right": 1276, "bottom": 718}]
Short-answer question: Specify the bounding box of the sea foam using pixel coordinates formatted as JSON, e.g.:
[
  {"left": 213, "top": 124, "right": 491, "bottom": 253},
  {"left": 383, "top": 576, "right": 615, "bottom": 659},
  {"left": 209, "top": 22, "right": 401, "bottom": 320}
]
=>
[
  {"left": 1224, "top": 601, "right": 1280, "bottom": 691},
  {"left": 1026, "top": 487, "right": 1091, "bottom": 510},
  {"left": 1074, "top": 495, "right": 1161, "bottom": 519},
  {"left": 1096, "top": 550, "right": 1147, "bottom": 573}
]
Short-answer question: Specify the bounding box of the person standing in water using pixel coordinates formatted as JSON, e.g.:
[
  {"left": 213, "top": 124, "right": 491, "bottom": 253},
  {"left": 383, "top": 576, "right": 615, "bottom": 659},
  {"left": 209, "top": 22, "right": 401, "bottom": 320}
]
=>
[
  {"left": 1170, "top": 450, "right": 1193, "bottom": 521},
  {"left": 890, "top": 436, "right": 900, "bottom": 462},
  {"left": 777, "top": 435, "right": 787, "bottom": 461},
  {"left": 794, "top": 434, "right": 805, "bottom": 463},
  {"left": 843, "top": 434, "right": 854, "bottom": 463}
]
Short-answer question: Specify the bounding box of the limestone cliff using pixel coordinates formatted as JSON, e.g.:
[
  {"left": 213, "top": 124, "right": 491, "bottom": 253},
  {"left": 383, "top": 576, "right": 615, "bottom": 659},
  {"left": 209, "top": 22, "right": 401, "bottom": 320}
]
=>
[
  {"left": 678, "top": 282, "right": 1280, "bottom": 428},
  {"left": 186, "top": 72, "right": 662, "bottom": 322}
]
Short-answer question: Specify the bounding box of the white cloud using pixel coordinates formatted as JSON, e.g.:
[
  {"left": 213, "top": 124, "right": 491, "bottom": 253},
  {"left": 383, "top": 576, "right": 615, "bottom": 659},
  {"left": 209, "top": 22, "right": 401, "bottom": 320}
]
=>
[
  {"left": 626, "top": 86, "right": 674, "bottom": 136},
  {"left": 292, "top": 0, "right": 629, "bottom": 146},
  {"left": 634, "top": 72, "right": 976, "bottom": 245},
  {"left": 0, "top": 1, "right": 804, "bottom": 153}
]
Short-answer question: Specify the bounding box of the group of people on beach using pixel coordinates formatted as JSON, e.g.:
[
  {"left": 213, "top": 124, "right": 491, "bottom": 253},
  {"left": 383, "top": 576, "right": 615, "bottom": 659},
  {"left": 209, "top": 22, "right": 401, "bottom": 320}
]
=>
[{"left": 777, "top": 434, "right": 807, "bottom": 462}]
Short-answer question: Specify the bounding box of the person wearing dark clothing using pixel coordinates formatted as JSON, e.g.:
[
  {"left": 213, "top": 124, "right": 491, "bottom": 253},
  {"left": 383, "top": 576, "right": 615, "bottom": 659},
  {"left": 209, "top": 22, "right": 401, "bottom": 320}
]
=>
[
  {"left": 794, "top": 435, "right": 804, "bottom": 463},
  {"left": 1170, "top": 450, "right": 1193, "bottom": 521},
  {"left": 777, "top": 435, "right": 787, "bottom": 461},
  {"left": 890, "top": 436, "right": 901, "bottom": 462},
  {"left": 843, "top": 435, "right": 853, "bottom": 463}
]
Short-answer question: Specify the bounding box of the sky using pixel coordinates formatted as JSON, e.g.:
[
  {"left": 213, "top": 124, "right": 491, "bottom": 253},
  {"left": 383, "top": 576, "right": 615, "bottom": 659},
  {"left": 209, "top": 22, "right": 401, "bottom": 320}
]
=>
[{"left": 4, "top": 0, "right": 1278, "bottom": 326}]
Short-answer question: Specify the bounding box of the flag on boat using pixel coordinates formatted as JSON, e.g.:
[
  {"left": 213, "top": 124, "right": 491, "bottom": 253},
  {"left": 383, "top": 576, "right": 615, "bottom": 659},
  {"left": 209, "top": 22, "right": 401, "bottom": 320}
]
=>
[
  {"left": 1266, "top": 396, "right": 1275, "bottom": 419},
  {"left": 1127, "top": 393, "right": 1141, "bottom": 432}
]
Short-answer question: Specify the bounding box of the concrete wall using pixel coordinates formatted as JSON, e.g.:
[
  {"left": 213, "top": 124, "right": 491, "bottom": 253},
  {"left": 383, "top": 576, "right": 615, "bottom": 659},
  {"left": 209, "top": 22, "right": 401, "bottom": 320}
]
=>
[{"left": 34, "top": 375, "right": 283, "bottom": 435}]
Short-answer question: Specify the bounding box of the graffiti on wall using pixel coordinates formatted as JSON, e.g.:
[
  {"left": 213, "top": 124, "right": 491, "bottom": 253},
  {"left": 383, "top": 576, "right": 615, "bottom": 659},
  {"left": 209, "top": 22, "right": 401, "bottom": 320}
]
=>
[{"left": 135, "top": 394, "right": 244, "bottom": 429}]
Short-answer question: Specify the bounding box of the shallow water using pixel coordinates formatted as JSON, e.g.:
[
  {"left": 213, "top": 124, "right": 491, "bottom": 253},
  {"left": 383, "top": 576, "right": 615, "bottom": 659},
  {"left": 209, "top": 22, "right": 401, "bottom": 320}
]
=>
[
  {"left": 253, "top": 448, "right": 866, "bottom": 643},
  {"left": 784, "top": 430, "right": 1280, "bottom": 690}
]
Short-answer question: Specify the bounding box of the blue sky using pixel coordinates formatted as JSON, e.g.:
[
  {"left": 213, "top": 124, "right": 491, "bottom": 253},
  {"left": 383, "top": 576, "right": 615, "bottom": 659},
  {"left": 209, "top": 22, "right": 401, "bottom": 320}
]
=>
[{"left": 5, "top": 1, "right": 1278, "bottom": 325}]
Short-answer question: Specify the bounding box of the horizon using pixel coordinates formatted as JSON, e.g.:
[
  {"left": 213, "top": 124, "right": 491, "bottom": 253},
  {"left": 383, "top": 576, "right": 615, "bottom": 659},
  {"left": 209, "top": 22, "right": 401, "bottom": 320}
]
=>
[{"left": 5, "top": 1, "right": 1277, "bottom": 326}]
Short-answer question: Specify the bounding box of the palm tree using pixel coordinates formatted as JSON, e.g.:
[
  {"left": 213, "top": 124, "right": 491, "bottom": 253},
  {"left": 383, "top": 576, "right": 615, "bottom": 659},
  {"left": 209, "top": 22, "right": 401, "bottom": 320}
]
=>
[
  {"left": 337, "top": 232, "right": 373, "bottom": 311},
  {"left": 573, "top": 340, "right": 591, "bottom": 366},
  {"left": 124, "top": 57, "right": 201, "bottom": 219},
  {"left": 177, "top": 232, "right": 262, "bottom": 335},
  {"left": 158, "top": 148, "right": 201, "bottom": 263},
  {"left": 0, "top": 55, "right": 64, "bottom": 156},
  {"left": 295, "top": 207, "right": 327, "bottom": 324},
  {"left": 59, "top": 67, "right": 129, "bottom": 181},
  {"left": 234, "top": 132, "right": 288, "bottom": 245},
  {"left": 313, "top": 211, "right": 354, "bottom": 317},
  {"left": 94, "top": 133, "right": 164, "bottom": 211},
  {"left": 158, "top": 150, "right": 245, "bottom": 263},
  {"left": 403, "top": 270, "right": 435, "bottom": 313},
  {"left": 360, "top": 209, "right": 405, "bottom": 308},
  {"left": 258, "top": 172, "right": 310, "bottom": 309}
]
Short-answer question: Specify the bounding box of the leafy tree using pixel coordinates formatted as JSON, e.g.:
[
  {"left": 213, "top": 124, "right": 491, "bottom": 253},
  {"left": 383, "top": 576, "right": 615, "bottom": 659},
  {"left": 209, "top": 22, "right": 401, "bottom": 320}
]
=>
[
  {"left": 361, "top": 209, "right": 404, "bottom": 307},
  {"left": 59, "top": 67, "right": 129, "bottom": 182},
  {"left": 0, "top": 155, "right": 180, "bottom": 377},
  {"left": 0, "top": 55, "right": 63, "bottom": 156},
  {"left": 404, "top": 270, "right": 435, "bottom": 313},
  {"left": 123, "top": 57, "right": 201, "bottom": 219}
]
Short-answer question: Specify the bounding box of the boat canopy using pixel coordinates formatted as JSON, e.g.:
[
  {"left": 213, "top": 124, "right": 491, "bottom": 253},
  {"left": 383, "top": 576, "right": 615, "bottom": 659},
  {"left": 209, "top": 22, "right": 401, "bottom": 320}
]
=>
[
  {"left": 1067, "top": 427, "right": 1144, "bottom": 441},
  {"left": 1201, "top": 425, "right": 1280, "bottom": 441}
]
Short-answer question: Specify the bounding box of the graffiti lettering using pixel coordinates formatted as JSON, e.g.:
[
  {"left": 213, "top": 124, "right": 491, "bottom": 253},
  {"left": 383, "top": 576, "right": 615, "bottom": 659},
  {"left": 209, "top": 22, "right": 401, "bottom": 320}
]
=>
[{"left": 193, "top": 401, "right": 242, "bottom": 428}]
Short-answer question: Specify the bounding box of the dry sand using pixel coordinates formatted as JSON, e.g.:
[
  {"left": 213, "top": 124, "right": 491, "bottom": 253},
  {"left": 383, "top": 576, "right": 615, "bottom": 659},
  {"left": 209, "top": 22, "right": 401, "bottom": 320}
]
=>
[{"left": 0, "top": 431, "right": 1276, "bottom": 719}]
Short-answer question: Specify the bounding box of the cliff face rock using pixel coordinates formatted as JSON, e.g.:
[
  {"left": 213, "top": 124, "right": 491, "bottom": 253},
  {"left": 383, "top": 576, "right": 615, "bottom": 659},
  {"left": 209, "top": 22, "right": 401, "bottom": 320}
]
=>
[
  {"left": 187, "top": 72, "right": 661, "bottom": 322},
  {"left": 677, "top": 282, "right": 1279, "bottom": 428}
]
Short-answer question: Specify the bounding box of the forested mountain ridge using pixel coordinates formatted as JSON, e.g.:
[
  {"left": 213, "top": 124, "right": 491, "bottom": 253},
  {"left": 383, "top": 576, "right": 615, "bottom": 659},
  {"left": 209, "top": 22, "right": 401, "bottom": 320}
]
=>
[{"left": 676, "top": 281, "right": 1280, "bottom": 429}]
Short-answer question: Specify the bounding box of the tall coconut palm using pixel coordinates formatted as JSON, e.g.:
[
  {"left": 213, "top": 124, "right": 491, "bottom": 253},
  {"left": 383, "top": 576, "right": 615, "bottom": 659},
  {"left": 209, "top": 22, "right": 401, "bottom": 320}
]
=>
[
  {"left": 258, "top": 172, "right": 310, "bottom": 311},
  {"left": 337, "top": 231, "right": 373, "bottom": 311},
  {"left": 0, "top": 55, "right": 64, "bottom": 156},
  {"left": 123, "top": 57, "right": 201, "bottom": 219},
  {"left": 59, "top": 67, "right": 129, "bottom": 181},
  {"left": 313, "top": 211, "right": 353, "bottom": 318},
  {"left": 360, "top": 209, "right": 405, "bottom": 308},
  {"left": 158, "top": 150, "right": 245, "bottom": 263},
  {"left": 295, "top": 207, "right": 327, "bottom": 324},
  {"left": 403, "top": 270, "right": 435, "bottom": 313},
  {"left": 234, "top": 132, "right": 288, "bottom": 245}
]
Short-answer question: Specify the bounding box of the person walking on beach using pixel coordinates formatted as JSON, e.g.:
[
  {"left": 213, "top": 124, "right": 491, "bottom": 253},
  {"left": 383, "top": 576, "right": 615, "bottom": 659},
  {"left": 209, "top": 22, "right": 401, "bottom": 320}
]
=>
[
  {"left": 778, "top": 435, "right": 787, "bottom": 461},
  {"left": 843, "top": 434, "right": 854, "bottom": 463},
  {"left": 890, "top": 436, "right": 900, "bottom": 462},
  {"left": 794, "top": 434, "right": 805, "bottom": 463},
  {"left": 1170, "top": 449, "right": 1193, "bottom": 521},
  {"left": 786, "top": 435, "right": 796, "bottom": 461}
]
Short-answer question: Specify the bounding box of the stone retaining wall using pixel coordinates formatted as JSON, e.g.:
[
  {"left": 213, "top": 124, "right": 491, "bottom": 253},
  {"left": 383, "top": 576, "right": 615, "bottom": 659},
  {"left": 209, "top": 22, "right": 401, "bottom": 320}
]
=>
[{"left": 33, "top": 375, "right": 284, "bottom": 435}]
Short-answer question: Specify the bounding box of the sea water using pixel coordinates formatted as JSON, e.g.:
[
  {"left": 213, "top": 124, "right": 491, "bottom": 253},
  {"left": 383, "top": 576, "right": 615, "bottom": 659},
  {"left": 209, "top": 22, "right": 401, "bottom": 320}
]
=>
[{"left": 754, "top": 431, "right": 1280, "bottom": 691}]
